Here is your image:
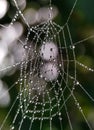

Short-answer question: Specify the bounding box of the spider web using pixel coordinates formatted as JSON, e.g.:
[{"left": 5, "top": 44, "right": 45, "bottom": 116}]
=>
[{"left": 0, "top": 0, "right": 94, "bottom": 130}]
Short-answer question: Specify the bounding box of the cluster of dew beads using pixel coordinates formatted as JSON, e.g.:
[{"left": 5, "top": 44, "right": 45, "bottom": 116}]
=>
[
  {"left": 40, "top": 41, "right": 59, "bottom": 81},
  {"left": 40, "top": 41, "right": 58, "bottom": 61},
  {"left": 9, "top": 21, "right": 69, "bottom": 130}
]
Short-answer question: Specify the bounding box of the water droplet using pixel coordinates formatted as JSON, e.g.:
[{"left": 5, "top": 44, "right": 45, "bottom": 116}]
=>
[
  {"left": 24, "top": 45, "right": 28, "bottom": 49},
  {"left": 70, "top": 45, "right": 75, "bottom": 49}
]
